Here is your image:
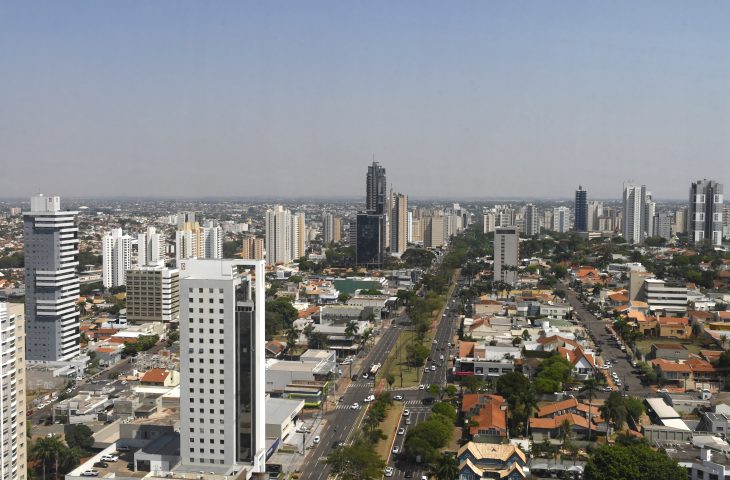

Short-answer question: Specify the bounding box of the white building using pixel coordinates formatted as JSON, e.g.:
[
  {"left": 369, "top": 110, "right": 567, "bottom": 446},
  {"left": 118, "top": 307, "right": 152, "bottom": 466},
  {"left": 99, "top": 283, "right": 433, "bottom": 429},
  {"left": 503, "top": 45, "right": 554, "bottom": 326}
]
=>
[
  {"left": 23, "top": 194, "right": 80, "bottom": 361},
  {"left": 265, "top": 206, "right": 292, "bottom": 266},
  {"left": 483, "top": 212, "right": 496, "bottom": 234},
  {"left": 524, "top": 204, "right": 539, "bottom": 236},
  {"left": 179, "top": 259, "right": 266, "bottom": 474},
  {"left": 622, "top": 182, "right": 653, "bottom": 244},
  {"left": 0, "top": 303, "right": 27, "bottom": 480},
  {"left": 322, "top": 213, "right": 341, "bottom": 244},
  {"left": 102, "top": 228, "right": 132, "bottom": 288},
  {"left": 552, "top": 207, "right": 570, "bottom": 233},
  {"left": 137, "top": 226, "right": 163, "bottom": 266},
  {"left": 494, "top": 226, "right": 519, "bottom": 285},
  {"left": 175, "top": 222, "right": 222, "bottom": 263},
  {"left": 639, "top": 278, "right": 688, "bottom": 314}
]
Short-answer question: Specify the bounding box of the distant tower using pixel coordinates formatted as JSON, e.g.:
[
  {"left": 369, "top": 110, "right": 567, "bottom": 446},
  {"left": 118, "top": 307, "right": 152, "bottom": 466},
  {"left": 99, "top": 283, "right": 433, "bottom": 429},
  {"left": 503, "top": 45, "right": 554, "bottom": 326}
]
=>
[
  {"left": 574, "top": 186, "right": 588, "bottom": 232},
  {"left": 357, "top": 161, "right": 387, "bottom": 267},
  {"left": 689, "top": 179, "right": 724, "bottom": 246},
  {"left": 494, "top": 226, "right": 519, "bottom": 285},
  {"left": 552, "top": 207, "right": 571, "bottom": 233},
  {"left": 24, "top": 194, "right": 80, "bottom": 361},
  {"left": 265, "top": 206, "right": 293, "bottom": 265},
  {"left": 524, "top": 204, "right": 539, "bottom": 236},
  {"left": 622, "top": 182, "right": 651, "bottom": 244},
  {"left": 138, "top": 226, "right": 163, "bottom": 266},
  {"left": 366, "top": 161, "right": 387, "bottom": 215},
  {"left": 102, "top": 228, "right": 132, "bottom": 288},
  {"left": 390, "top": 192, "right": 408, "bottom": 254}
]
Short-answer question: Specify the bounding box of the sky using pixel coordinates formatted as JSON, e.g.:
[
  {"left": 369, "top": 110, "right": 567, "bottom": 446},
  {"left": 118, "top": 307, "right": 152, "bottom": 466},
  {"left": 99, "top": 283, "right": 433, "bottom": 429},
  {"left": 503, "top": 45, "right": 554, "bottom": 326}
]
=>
[{"left": 1, "top": 1, "right": 730, "bottom": 201}]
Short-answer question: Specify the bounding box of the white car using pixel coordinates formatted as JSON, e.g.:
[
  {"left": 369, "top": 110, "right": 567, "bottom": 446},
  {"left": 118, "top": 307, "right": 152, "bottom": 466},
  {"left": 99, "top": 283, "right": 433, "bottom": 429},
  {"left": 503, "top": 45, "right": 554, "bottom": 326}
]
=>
[
  {"left": 313, "top": 436, "right": 320, "bottom": 444},
  {"left": 384, "top": 466, "right": 394, "bottom": 477},
  {"left": 351, "top": 403, "right": 360, "bottom": 410},
  {"left": 430, "top": 365, "right": 436, "bottom": 371},
  {"left": 100, "top": 455, "right": 118, "bottom": 462},
  {"left": 418, "top": 384, "right": 425, "bottom": 390},
  {"left": 392, "top": 446, "right": 400, "bottom": 454},
  {"left": 364, "top": 395, "right": 375, "bottom": 403},
  {"left": 81, "top": 471, "right": 99, "bottom": 477},
  {"left": 403, "top": 409, "right": 410, "bottom": 417},
  {"left": 398, "top": 428, "right": 405, "bottom": 435},
  {"left": 393, "top": 395, "right": 403, "bottom": 401}
]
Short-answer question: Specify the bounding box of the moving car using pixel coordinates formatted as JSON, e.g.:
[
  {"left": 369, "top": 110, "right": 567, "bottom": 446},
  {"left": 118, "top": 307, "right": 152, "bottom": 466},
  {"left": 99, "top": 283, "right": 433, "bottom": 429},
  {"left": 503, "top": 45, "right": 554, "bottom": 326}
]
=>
[
  {"left": 351, "top": 403, "right": 360, "bottom": 410},
  {"left": 430, "top": 365, "right": 436, "bottom": 371},
  {"left": 363, "top": 395, "right": 375, "bottom": 403},
  {"left": 403, "top": 409, "right": 410, "bottom": 417},
  {"left": 393, "top": 395, "right": 403, "bottom": 401},
  {"left": 384, "top": 466, "right": 394, "bottom": 477},
  {"left": 313, "top": 436, "right": 320, "bottom": 444},
  {"left": 392, "top": 446, "right": 400, "bottom": 454},
  {"left": 398, "top": 428, "right": 405, "bottom": 435},
  {"left": 418, "top": 384, "right": 425, "bottom": 390}
]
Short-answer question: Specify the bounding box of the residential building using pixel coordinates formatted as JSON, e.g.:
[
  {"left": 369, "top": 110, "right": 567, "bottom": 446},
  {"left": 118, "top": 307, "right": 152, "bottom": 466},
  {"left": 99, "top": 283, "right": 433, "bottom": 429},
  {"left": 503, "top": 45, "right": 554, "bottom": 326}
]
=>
[
  {"left": 689, "top": 179, "right": 724, "bottom": 246},
  {"left": 482, "top": 212, "right": 496, "bottom": 234},
  {"left": 552, "top": 207, "right": 570, "bottom": 233},
  {"left": 675, "top": 207, "right": 688, "bottom": 234},
  {"left": 494, "top": 226, "right": 519, "bottom": 285},
  {"left": 638, "top": 278, "right": 688, "bottom": 314},
  {"left": 423, "top": 212, "right": 446, "bottom": 248},
  {"left": 126, "top": 265, "right": 180, "bottom": 323},
  {"left": 587, "top": 201, "right": 603, "bottom": 231},
  {"left": 176, "top": 220, "right": 223, "bottom": 263},
  {"left": 291, "top": 212, "right": 306, "bottom": 260},
  {"left": 241, "top": 237, "right": 264, "bottom": 261},
  {"left": 523, "top": 204, "right": 539, "bottom": 236},
  {"left": 137, "top": 226, "right": 163, "bottom": 266},
  {"left": 102, "top": 228, "right": 132, "bottom": 288},
  {"left": 390, "top": 192, "right": 408, "bottom": 254},
  {"left": 623, "top": 182, "right": 651, "bottom": 244},
  {"left": 453, "top": 344, "right": 521, "bottom": 380},
  {"left": 654, "top": 213, "right": 673, "bottom": 241},
  {"left": 265, "top": 205, "right": 293, "bottom": 266},
  {"left": 23, "top": 194, "right": 80, "bottom": 361},
  {"left": 461, "top": 394, "right": 507, "bottom": 443},
  {"left": 179, "top": 259, "right": 266, "bottom": 473},
  {"left": 322, "top": 213, "right": 341, "bottom": 244},
  {"left": 457, "top": 442, "right": 527, "bottom": 480},
  {"left": 0, "top": 303, "right": 26, "bottom": 480},
  {"left": 574, "top": 186, "right": 588, "bottom": 232}
]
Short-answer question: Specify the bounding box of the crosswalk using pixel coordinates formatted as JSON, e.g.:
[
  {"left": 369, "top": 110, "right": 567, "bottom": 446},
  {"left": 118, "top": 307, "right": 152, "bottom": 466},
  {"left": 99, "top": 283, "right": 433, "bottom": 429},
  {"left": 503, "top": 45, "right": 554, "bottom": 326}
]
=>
[{"left": 332, "top": 400, "right": 433, "bottom": 411}]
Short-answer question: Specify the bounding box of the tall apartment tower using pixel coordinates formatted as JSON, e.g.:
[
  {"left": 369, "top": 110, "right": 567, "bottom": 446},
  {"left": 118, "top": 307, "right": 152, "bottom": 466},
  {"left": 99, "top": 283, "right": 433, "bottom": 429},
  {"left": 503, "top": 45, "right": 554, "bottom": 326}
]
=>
[
  {"left": 622, "top": 182, "right": 651, "bottom": 244},
  {"left": 574, "top": 186, "right": 588, "bottom": 232},
  {"left": 654, "top": 213, "right": 673, "bottom": 241},
  {"left": 322, "top": 213, "right": 341, "bottom": 244},
  {"left": 390, "top": 192, "right": 408, "bottom": 254},
  {"left": 0, "top": 303, "right": 27, "bottom": 480},
  {"left": 524, "top": 204, "right": 539, "bottom": 236},
  {"left": 674, "top": 207, "right": 688, "bottom": 234},
  {"left": 265, "top": 206, "right": 293, "bottom": 266},
  {"left": 423, "top": 212, "right": 446, "bottom": 249},
  {"left": 689, "top": 179, "right": 724, "bottom": 246},
  {"left": 483, "top": 212, "right": 496, "bottom": 234},
  {"left": 366, "top": 161, "right": 387, "bottom": 215},
  {"left": 291, "top": 212, "right": 306, "bottom": 260},
  {"left": 137, "top": 226, "right": 163, "bottom": 266},
  {"left": 126, "top": 265, "right": 179, "bottom": 323},
  {"left": 176, "top": 220, "right": 222, "bottom": 263},
  {"left": 552, "top": 207, "right": 570, "bottom": 233},
  {"left": 494, "top": 226, "right": 519, "bottom": 285},
  {"left": 356, "top": 162, "right": 387, "bottom": 267},
  {"left": 587, "top": 201, "right": 603, "bottom": 231},
  {"left": 179, "top": 259, "right": 266, "bottom": 474},
  {"left": 23, "top": 195, "right": 80, "bottom": 361},
  {"left": 102, "top": 228, "right": 132, "bottom": 288},
  {"left": 242, "top": 237, "right": 265, "bottom": 261}
]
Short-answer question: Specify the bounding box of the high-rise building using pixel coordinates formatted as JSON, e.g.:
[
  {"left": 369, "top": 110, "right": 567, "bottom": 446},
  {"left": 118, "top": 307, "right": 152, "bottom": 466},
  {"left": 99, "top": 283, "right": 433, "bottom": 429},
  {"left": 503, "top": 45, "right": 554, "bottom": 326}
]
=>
[
  {"left": 423, "top": 212, "right": 446, "bottom": 248},
  {"left": 524, "top": 204, "right": 539, "bottom": 236},
  {"left": 366, "top": 161, "right": 387, "bottom": 215},
  {"left": 0, "top": 303, "right": 27, "bottom": 480},
  {"left": 494, "top": 226, "right": 519, "bottom": 285},
  {"left": 552, "top": 207, "right": 570, "bottom": 233},
  {"left": 202, "top": 224, "right": 223, "bottom": 260},
  {"left": 574, "top": 186, "right": 588, "bottom": 232},
  {"left": 724, "top": 206, "right": 730, "bottom": 240},
  {"left": 179, "top": 259, "right": 266, "bottom": 473},
  {"left": 291, "top": 212, "right": 306, "bottom": 260},
  {"left": 265, "top": 206, "right": 293, "bottom": 266},
  {"left": 322, "top": 213, "right": 341, "bottom": 244},
  {"left": 674, "top": 207, "right": 688, "bottom": 234},
  {"left": 137, "top": 226, "right": 163, "bottom": 266},
  {"left": 102, "top": 228, "right": 132, "bottom": 288},
  {"left": 654, "top": 213, "right": 673, "bottom": 241},
  {"left": 483, "top": 212, "right": 496, "bottom": 234},
  {"left": 177, "top": 211, "right": 197, "bottom": 230},
  {"left": 587, "top": 201, "right": 603, "bottom": 231},
  {"left": 410, "top": 216, "right": 423, "bottom": 243},
  {"left": 355, "top": 213, "right": 385, "bottom": 267},
  {"left": 125, "top": 265, "right": 179, "bottom": 323},
  {"left": 622, "top": 182, "right": 651, "bottom": 244},
  {"left": 23, "top": 195, "right": 80, "bottom": 361},
  {"left": 407, "top": 211, "right": 413, "bottom": 243},
  {"left": 644, "top": 192, "right": 656, "bottom": 240},
  {"left": 390, "top": 192, "right": 408, "bottom": 254},
  {"left": 242, "top": 237, "right": 265, "bottom": 261},
  {"left": 689, "top": 179, "right": 724, "bottom": 246},
  {"left": 176, "top": 220, "right": 222, "bottom": 263}
]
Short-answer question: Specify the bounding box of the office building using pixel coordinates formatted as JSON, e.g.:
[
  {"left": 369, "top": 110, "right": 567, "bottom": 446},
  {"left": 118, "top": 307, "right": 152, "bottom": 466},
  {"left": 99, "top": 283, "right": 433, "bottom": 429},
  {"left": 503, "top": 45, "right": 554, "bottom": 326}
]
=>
[
  {"left": 689, "top": 179, "right": 724, "bottom": 246},
  {"left": 587, "top": 201, "right": 603, "bottom": 231},
  {"left": 494, "top": 226, "right": 519, "bottom": 285},
  {"left": 423, "top": 212, "right": 446, "bottom": 249},
  {"left": 126, "top": 266, "right": 180, "bottom": 323},
  {"left": 523, "top": 204, "right": 539, "bottom": 236},
  {"left": 102, "top": 228, "right": 132, "bottom": 288},
  {"left": 366, "top": 161, "right": 387, "bottom": 215},
  {"left": 322, "top": 213, "right": 341, "bottom": 244},
  {"left": 0, "top": 303, "right": 27, "bottom": 480},
  {"left": 355, "top": 213, "right": 385, "bottom": 268},
  {"left": 483, "top": 212, "right": 496, "bottom": 234},
  {"left": 552, "top": 207, "right": 570, "bottom": 233},
  {"left": 654, "top": 213, "right": 673, "bottom": 241},
  {"left": 291, "top": 212, "right": 306, "bottom": 260},
  {"left": 265, "top": 206, "right": 293, "bottom": 266},
  {"left": 179, "top": 259, "right": 266, "bottom": 473},
  {"left": 390, "top": 192, "right": 408, "bottom": 254},
  {"left": 622, "top": 182, "right": 652, "bottom": 244},
  {"left": 638, "top": 278, "right": 688, "bottom": 314},
  {"left": 242, "top": 237, "right": 265, "bottom": 261},
  {"left": 675, "top": 207, "right": 688, "bottom": 234},
  {"left": 23, "top": 194, "right": 80, "bottom": 361},
  {"left": 137, "top": 226, "right": 163, "bottom": 266},
  {"left": 574, "top": 186, "right": 588, "bottom": 232}
]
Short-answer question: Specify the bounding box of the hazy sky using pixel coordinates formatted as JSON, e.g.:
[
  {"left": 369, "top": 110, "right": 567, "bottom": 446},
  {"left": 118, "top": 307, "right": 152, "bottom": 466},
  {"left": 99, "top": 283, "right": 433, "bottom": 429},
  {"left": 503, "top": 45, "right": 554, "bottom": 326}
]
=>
[{"left": 2, "top": 1, "right": 730, "bottom": 200}]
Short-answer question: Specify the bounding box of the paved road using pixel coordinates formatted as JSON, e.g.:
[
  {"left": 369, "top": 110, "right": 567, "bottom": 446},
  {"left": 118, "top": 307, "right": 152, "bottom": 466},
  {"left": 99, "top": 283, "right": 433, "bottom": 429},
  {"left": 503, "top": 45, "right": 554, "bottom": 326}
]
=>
[{"left": 562, "top": 283, "right": 651, "bottom": 397}]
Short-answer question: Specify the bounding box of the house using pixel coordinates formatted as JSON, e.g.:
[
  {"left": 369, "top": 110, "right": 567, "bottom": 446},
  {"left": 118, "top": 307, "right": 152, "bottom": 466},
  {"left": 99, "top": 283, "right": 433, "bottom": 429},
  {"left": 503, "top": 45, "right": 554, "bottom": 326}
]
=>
[
  {"left": 457, "top": 442, "right": 527, "bottom": 480},
  {"left": 539, "top": 303, "right": 572, "bottom": 319},
  {"left": 573, "top": 266, "right": 605, "bottom": 286},
  {"left": 657, "top": 317, "right": 691, "bottom": 339},
  {"left": 536, "top": 397, "right": 600, "bottom": 421},
  {"left": 558, "top": 346, "right": 596, "bottom": 380},
  {"left": 650, "top": 343, "right": 689, "bottom": 361},
  {"left": 651, "top": 357, "right": 721, "bottom": 391},
  {"left": 265, "top": 340, "right": 287, "bottom": 358},
  {"left": 454, "top": 344, "right": 521, "bottom": 380},
  {"left": 529, "top": 413, "right": 598, "bottom": 441},
  {"left": 140, "top": 369, "right": 180, "bottom": 388},
  {"left": 461, "top": 394, "right": 507, "bottom": 443}
]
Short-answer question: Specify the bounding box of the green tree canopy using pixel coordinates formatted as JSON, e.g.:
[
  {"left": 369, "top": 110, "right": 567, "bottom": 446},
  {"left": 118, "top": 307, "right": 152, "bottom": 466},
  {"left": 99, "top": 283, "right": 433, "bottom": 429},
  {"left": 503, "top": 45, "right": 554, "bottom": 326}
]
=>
[
  {"left": 325, "top": 441, "right": 386, "bottom": 480},
  {"left": 584, "top": 443, "right": 686, "bottom": 480},
  {"left": 65, "top": 424, "right": 94, "bottom": 452}
]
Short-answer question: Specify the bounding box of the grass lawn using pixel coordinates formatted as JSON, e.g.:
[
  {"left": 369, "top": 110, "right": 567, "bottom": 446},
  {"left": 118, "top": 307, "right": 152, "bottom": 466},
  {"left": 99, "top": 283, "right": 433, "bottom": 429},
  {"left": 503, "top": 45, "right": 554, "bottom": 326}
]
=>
[
  {"left": 635, "top": 337, "right": 703, "bottom": 357},
  {"left": 375, "top": 405, "right": 404, "bottom": 460},
  {"left": 384, "top": 330, "right": 437, "bottom": 389}
]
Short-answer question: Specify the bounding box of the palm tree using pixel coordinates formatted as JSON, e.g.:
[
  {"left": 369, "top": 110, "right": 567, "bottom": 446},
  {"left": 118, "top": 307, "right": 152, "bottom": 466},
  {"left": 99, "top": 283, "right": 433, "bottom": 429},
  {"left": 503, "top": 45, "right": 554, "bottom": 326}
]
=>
[
  {"left": 429, "top": 452, "right": 459, "bottom": 480},
  {"left": 344, "top": 320, "right": 358, "bottom": 340},
  {"left": 580, "top": 378, "right": 601, "bottom": 441},
  {"left": 600, "top": 392, "right": 628, "bottom": 438},
  {"left": 559, "top": 418, "right": 572, "bottom": 452},
  {"left": 30, "top": 436, "right": 65, "bottom": 480}
]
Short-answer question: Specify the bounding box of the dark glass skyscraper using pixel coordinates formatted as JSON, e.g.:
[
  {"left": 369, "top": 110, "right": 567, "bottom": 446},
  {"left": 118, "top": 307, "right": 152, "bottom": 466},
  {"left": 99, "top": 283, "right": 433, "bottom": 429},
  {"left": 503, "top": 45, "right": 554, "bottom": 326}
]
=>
[
  {"left": 357, "top": 161, "right": 387, "bottom": 267},
  {"left": 575, "top": 186, "right": 588, "bottom": 232},
  {"left": 366, "top": 161, "right": 387, "bottom": 214}
]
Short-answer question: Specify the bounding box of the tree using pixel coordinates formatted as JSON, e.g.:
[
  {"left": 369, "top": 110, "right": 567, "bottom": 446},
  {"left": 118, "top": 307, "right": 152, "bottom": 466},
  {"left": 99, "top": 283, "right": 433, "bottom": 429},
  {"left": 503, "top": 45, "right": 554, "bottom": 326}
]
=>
[
  {"left": 406, "top": 342, "right": 430, "bottom": 367},
  {"left": 385, "top": 373, "right": 395, "bottom": 390},
  {"left": 285, "top": 325, "right": 300, "bottom": 354},
  {"left": 166, "top": 330, "right": 179, "bottom": 346},
  {"left": 338, "top": 292, "right": 352, "bottom": 303},
  {"left": 431, "top": 402, "right": 456, "bottom": 421},
  {"left": 600, "top": 392, "right": 628, "bottom": 436},
  {"left": 496, "top": 372, "right": 537, "bottom": 436},
  {"left": 427, "top": 384, "right": 440, "bottom": 398},
  {"left": 534, "top": 354, "right": 572, "bottom": 394},
  {"left": 580, "top": 378, "right": 601, "bottom": 441},
  {"left": 460, "top": 375, "right": 485, "bottom": 394},
  {"left": 345, "top": 320, "right": 359, "bottom": 339},
  {"left": 65, "top": 424, "right": 94, "bottom": 452},
  {"left": 30, "top": 436, "right": 65, "bottom": 480},
  {"left": 325, "top": 441, "right": 386, "bottom": 480},
  {"left": 559, "top": 418, "right": 572, "bottom": 451},
  {"left": 429, "top": 452, "right": 459, "bottom": 480},
  {"left": 584, "top": 443, "right": 687, "bottom": 480}
]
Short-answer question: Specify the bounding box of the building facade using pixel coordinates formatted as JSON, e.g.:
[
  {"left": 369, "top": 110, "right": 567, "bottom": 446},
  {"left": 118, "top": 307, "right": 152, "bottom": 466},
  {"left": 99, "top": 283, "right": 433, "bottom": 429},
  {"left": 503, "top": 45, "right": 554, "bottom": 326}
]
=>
[
  {"left": 622, "top": 182, "right": 650, "bottom": 244},
  {"left": 102, "top": 228, "right": 132, "bottom": 288},
  {"left": 179, "top": 259, "right": 266, "bottom": 473},
  {"left": 524, "top": 204, "right": 539, "bottom": 236},
  {"left": 574, "top": 186, "right": 588, "bottom": 232},
  {"left": 552, "top": 207, "right": 570, "bottom": 233},
  {"left": 23, "top": 194, "right": 80, "bottom": 361},
  {"left": 689, "top": 179, "right": 724, "bottom": 246},
  {"left": 126, "top": 265, "right": 180, "bottom": 323},
  {"left": 322, "top": 213, "right": 341, "bottom": 244},
  {"left": 137, "top": 226, "right": 163, "bottom": 266},
  {"left": 0, "top": 303, "right": 27, "bottom": 480},
  {"left": 355, "top": 213, "right": 385, "bottom": 268},
  {"left": 265, "top": 206, "right": 292, "bottom": 266},
  {"left": 390, "top": 192, "right": 408, "bottom": 255},
  {"left": 241, "top": 237, "right": 265, "bottom": 261},
  {"left": 494, "top": 226, "right": 519, "bottom": 285}
]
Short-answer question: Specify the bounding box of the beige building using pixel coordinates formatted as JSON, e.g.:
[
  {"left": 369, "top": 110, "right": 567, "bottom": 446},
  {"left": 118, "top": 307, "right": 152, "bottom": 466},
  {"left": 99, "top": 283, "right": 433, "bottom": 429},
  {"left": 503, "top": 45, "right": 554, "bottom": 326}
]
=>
[
  {"left": 126, "top": 265, "right": 180, "bottom": 323},
  {"left": 242, "top": 237, "right": 265, "bottom": 260},
  {"left": 423, "top": 212, "right": 446, "bottom": 248},
  {"left": 390, "top": 192, "right": 408, "bottom": 254},
  {"left": 0, "top": 303, "right": 26, "bottom": 480}
]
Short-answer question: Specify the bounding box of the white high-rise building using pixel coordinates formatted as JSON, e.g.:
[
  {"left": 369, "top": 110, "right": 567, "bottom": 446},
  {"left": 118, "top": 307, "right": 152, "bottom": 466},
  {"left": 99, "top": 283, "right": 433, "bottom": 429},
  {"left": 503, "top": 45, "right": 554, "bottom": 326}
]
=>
[
  {"left": 622, "top": 182, "right": 650, "bottom": 244},
  {"left": 494, "top": 226, "right": 519, "bottom": 285},
  {"left": 0, "top": 303, "right": 27, "bottom": 480},
  {"left": 407, "top": 211, "right": 413, "bottom": 243},
  {"left": 265, "top": 206, "right": 293, "bottom": 266},
  {"left": 524, "top": 204, "right": 539, "bottom": 236},
  {"left": 322, "top": 213, "right": 341, "bottom": 244},
  {"left": 390, "top": 192, "right": 408, "bottom": 254},
  {"left": 179, "top": 259, "right": 266, "bottom": 474},
  {"left": 175, "top": 221, "right": 222, "bottom": 263},
  {"left": 654, "top": 213, "right": 673, "bottom": 241},
  {"left": 291, "top": 212, "right": 306, "bottom": 260},
  {"left": 103, "top": 228, "right": 132, "bottom": 288},
  {"left": 137, "top": 226, "right": 163, "bottom": 266},
  {"left": 23, "top": 194, "right": 80, "bottom": 361},
  {"left": 203, "top": 224, "right": 223, "bottom": 259},
  {"left": 552, "top": 207, "right": 570, "bottom": 233},
  {"left": 689, "top": 179, "right": 724, "bottom": 246},
  {"left": 588, "top": 201, "right": 603, "bottom": 232}
]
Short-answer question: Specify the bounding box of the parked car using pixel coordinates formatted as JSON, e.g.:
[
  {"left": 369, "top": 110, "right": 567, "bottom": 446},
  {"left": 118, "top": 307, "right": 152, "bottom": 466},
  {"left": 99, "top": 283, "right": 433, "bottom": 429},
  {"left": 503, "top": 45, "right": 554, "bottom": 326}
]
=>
[
  {"left": 80, "top": 471, "right": 99, "bottom": 477},
  {"left": 384, "top": 466, "right": 394, "bottom": 477},
  {"left": 398, "top": 428, "right": 405, "bottom": 435},
  {"left": 92, "top": 462, "right": 108, "bottom": 468},
  {"left": 313, "top": 436, "right": 320, "bottom": 444},
  {"left": 392, "top": 446, "right": 400, "bottom": 454},
  {"left": 403, "top": 409, "right": 410, "bottom": 417},
  {"left": 405, "top": 417, "right": 411, "bottom": 425}
]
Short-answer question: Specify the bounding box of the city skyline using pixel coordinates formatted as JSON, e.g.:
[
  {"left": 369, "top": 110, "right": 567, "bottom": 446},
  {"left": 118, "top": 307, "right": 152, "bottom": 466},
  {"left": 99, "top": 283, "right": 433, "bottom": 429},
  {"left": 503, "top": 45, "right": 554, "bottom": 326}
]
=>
[{"left": 2, "top": 1, "right": 729, "bottom": 199}]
